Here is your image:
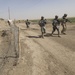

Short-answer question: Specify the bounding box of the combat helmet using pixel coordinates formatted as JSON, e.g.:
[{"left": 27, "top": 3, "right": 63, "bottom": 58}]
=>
[
  {"left": 64, "top": 14, "right": 67, "bottom": 17},
  {"left": 55, "top": 15, "right": 58, "bottom": 19},
  {"left": 41, "top": 16, "right": 44, "bottom": 19}
]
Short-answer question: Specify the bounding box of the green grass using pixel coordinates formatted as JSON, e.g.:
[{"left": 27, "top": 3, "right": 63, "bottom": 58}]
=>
[
  {"left": 68, "top": 17, "right": 75, "bottom": 23},
  {"left": 1, "top": 17, "right": 75, "bottom": 23},
  {"left": 30, "top": 17, "right": 75, "bottom": 23}
]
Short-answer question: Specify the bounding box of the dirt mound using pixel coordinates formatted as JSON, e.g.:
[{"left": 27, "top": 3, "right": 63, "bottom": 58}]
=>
[{"left": 0, "top": 25, "right": 19, "bottom": 75}]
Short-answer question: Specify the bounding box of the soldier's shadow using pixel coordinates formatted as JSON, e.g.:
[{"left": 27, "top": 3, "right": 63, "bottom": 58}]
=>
[
  {"left": 27, "top": 33, "right": 61, "bottom": 38},
  {"left": 44, "top": 33, "right": 61, "bottom": 37},
  {"left": 27, "top": 35, "right": 41, "bottom": 38},
  {"left": 31, "top": 28, "right": 39, "bottom": 30},
  {"left": 44, "top": 33, "right": 51, "bottom": 37}
]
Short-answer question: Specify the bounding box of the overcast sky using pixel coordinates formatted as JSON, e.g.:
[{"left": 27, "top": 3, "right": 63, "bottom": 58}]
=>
[{"left": 0, "top": 0, "right": 75, "bottom": 20}]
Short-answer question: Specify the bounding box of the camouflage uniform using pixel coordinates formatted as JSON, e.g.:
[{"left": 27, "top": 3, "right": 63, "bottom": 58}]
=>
[
  {"left": 39, "top": 16, "right": 46, "bottom": 38},
  {"left": 61, "top": 14, "right": 71, "bottom": 34},
  {"left": 25, "top": 19, "right": 30, "bottom": 28},
  {"left": 8, "top": 19, "right": 13, "bottom": 26},
  {"left": 51, "top": 15, "right": 60, "bottom": 37}
]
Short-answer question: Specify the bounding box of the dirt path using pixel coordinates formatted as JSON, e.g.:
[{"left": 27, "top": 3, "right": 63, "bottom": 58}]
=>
[
  {"left": 25, "top": 30, "right": 75, "bottom": 75},
  {"left": 8, "top": 23, "right": 75, "bottom": 75},
  {"left": 1, "top": 23, "right": 75, "bottom": 75},
  {"left": 0, "top": 28, "right": 18, "bottom": 75}
]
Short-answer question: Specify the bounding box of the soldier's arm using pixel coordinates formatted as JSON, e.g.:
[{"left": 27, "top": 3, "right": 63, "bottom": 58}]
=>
[
  {"left": 52, "top": 20, "right": 54, "bottom": 25},
  {"left": 28, "top": 21, "right": 30, "bottom": 24},
  {"left": 44, "top": 19, "right": 47, "bottom": 24},
  {"left": 67, "top": 19, "right": 71, "bottom": 23},
  {"left": 38, "top": 20, "right": 41, "bottom": 26},
  {"left": 58, "top": 20, "right": 60, "bottom": 25}
]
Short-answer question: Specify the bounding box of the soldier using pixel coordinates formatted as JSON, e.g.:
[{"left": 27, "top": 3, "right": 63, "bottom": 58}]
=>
[
  {"left": 51, "top": 15, "right": 60, "bottom": 37},
  {"left": 25, "top": 19, "right": 30, "bottom": 28},
  {"left": 8, "top": 20, "right": 10, "bottom": 26},
  {"left": 61, "top": 14, "right": 71, "bottom": 34},
  {"left": 7, "top": 19, "right": 13, "bottom": 26},
  {"left": 39, "top": 16, "right": 47, "bottom": 38}
]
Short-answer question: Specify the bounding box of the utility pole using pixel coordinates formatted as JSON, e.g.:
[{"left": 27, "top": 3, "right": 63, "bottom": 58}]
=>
[{"left": 8, "top": 7, "right": 10, "bottom": 19}]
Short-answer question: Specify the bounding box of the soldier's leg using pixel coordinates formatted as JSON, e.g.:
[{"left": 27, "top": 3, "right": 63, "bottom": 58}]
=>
[
  {"left": 43, "top": 27, "right": 46, "bottom": 33},
  {"left": 64, "top": 23, "right": 67, "bottom": 33},
  {"left": 41, "top": 27, "right": 43, "bottom": 33},
  {"left": 26, "top": 24, "right": 29, "bottom": 28},
  {"left": 41, "top": 27, "right": 44, "bottom": 38},
  {"left": 61, "top": 24, "right": 66, "bottom": 34},
  {"left": 56, "top": 28, "right": 60, "bottom": 37},
  {"left": 63, "top": 26, "right": 66, "bottom": 34},
  {"left": 27, "top": 25, "right": 29, "bottom": 28},
  {"left": 26, "top": 25, "right": 28, "bottom": 28},
  {"left": 51, "top": 27, "right": 56, "bottom": 35}
]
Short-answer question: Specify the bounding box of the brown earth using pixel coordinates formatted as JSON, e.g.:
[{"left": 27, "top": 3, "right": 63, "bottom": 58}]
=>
[{"left": 0, "top": 22, "right": 75, "bottom": 75}]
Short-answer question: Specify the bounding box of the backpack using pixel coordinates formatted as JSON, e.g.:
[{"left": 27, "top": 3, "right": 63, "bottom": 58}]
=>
[{"left": 39, "top": 20, "right": 46, "bottom": 27}]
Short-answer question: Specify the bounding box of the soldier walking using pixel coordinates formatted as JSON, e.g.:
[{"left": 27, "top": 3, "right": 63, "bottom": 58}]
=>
[
  {"left": 39, "top": 16, "right": 47, "bottom": 38},
  {"left": 61, "top": 14, "right": 71, "bottom": 34},
  {"left": 51, "top": 15, "right": 60, "bottom": 37},
  {"left": 25, "top": 19, "right": 30, "bottom": 28}
]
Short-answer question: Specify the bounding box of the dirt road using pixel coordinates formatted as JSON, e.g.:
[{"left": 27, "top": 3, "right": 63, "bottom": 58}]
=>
[{"left": 0, "top": 23, "right": 75, "bottom": 75}]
